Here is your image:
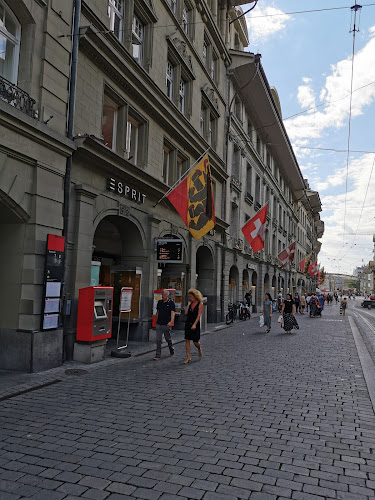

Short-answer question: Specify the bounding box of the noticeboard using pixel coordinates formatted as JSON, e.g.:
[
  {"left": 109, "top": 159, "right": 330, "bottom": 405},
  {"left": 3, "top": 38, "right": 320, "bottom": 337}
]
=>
[
  {"left": 156, "top": 239, "right": 183, "bottom": 263},
  {"left": 120, "top": 287, "right": 133, "bottom": 312},
  {"left": 42, "top": 234, "right": 65, "bottom": 330}
]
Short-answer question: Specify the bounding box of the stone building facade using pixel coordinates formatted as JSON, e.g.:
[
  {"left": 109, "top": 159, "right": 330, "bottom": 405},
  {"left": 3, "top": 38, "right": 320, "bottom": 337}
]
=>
[{"left": 0, "top": 0, "right": 323, "bottom": 372}]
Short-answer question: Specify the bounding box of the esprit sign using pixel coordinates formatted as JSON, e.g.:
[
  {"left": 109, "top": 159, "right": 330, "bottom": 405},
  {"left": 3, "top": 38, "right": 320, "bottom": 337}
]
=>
[{"left": 107, "top": 178, "right": 146, "bottom": 204}]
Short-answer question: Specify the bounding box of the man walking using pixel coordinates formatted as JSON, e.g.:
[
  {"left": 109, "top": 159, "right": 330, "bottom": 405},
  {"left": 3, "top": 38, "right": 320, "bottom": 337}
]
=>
[{"left": 154, "top": 290, "right": 175, "bottom": 360}]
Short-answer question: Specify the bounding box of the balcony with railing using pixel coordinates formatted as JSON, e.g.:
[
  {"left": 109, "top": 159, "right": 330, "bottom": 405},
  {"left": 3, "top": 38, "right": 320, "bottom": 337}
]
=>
[{"left": 0, "top": 76, "right": 37, "bottom": 118}]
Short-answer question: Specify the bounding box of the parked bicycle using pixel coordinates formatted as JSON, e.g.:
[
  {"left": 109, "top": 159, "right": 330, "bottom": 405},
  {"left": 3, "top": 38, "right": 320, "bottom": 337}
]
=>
[
  {"left": 238, "top": 300, "right": 251, "bottom": 320},
  {"left": 226, "top": 302, "right": 238, "bottom": 324}
]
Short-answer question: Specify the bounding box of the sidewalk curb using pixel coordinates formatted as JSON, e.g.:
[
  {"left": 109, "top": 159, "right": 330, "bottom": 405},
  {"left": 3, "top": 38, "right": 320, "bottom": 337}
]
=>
[{"left": 349, "top": 316, "right": 375, "bottom": 412}]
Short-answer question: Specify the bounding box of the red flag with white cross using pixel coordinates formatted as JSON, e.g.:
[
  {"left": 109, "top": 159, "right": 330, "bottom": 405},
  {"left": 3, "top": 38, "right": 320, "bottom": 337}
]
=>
[
  {"left": 278, "top": 242, "right": 296, "bottom": 267},
  {"left": 308, "top": 260, "right": 319, "bottom": 277},
  {"left": 241, "top": 204, "right": 268, "bottom": 253}
]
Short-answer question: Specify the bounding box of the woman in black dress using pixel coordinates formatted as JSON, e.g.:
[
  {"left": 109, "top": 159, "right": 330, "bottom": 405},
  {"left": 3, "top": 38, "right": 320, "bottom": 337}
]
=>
[
  {"left": 184, "top": 289, "right": 204, "bottom": 364},
  {"left": 281, "top": 293, "right": 299, "bottom": 334}
]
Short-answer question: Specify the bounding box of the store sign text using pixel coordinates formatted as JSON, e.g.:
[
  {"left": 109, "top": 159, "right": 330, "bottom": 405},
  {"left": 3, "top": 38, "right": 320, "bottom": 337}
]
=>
[{"left": 107, "top": 178, "right": 146, "bottom": 204}]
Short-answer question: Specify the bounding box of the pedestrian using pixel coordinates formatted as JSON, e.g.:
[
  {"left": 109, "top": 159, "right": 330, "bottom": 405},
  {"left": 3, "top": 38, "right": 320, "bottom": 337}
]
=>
[
  {"left": 309, "top": 294, "right": 318, "bottom": 317},
  {"left": 318, "top": 293, "right": 325, "bottom": 313},
  {"left": 341, "top": 297, "right": 348, "bottom": 316},
  {"left": 306, "top": 293, "right": 311, "bottom": 313},
  {"left": 154, "top": 289, "right": 175, "bottom": 360},
  {"left": 184, "top": 289, "right": 203, "bottom": 364},
  {"left": 300, "top": 293, "right": 306, "bottom": 313},
  {"left": 281, "top": 293, "right": 299, "bottom": 334},
  {"left": 293, "top": 293, "right": 301, "bottom": 313},
  {"left": 277, "top": 290, "right": 283, "bottom": 312},
  {"left": 262, "top": 292, "right": 273, "bottom": 333},
  {"left": 245, "top": 289, "right": 252, "bottom": 307}
]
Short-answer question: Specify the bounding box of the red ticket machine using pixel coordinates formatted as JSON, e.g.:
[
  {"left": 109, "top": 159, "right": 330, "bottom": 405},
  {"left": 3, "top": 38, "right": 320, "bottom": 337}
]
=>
[{"left": 76, "top": 286, "right": 113, "bottom": 341}]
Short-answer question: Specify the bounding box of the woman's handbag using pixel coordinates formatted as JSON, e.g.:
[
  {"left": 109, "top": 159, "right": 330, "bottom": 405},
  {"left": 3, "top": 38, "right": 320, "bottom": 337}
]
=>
[
  {"left": 277, "top": 315, "right": 283, "bottom": 323},
  {"left": 259, "top": 315, "right": 264, "bottom": 327}
]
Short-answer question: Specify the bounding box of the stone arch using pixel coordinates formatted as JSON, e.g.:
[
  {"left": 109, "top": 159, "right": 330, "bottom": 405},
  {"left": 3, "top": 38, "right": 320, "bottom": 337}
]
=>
[
  {"left": 229, "top": 265, "right": 239, "bottom": 304},
  {"left": 264, "top": 273, "right": 270, "bottom": 294},
  {"left": 242, "top": 268, "right": 249, "bottom": 296},
  {"left": 92, "top": 214, "right": 146, "bottom": 323}
]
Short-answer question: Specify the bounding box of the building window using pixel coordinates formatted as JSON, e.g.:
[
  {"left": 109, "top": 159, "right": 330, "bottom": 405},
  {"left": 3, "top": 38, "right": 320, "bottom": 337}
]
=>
[
  {"left": 179, "top": 79, "right": 185, "bottom": 114},
  {"left": 132, "top": 15, "right": 144, "bottom": 64},
  {"left": 166, "top": 60, "right": 174, "bottom": 100},
  {"left": 246, "top": 164, "right": 252, "bottom": 196},
  {"left": 200, "top": 104, "right": 218, "bottom": 148},
  {"left": 200, "top": 106, "right": 205, "bottom": 136},
  {"left": 248, "top": 119, "right": 253, "bottom": 142},
  {"left": 163, "top": 141, "right": 188, "bottom": 186},
  {"left": 182, "top": 3, "right": 189, "bottom": 34},
  {"left": 232, "top": 145, "right": 240, "bottom": 180},
  {"left": 108, "top": 0, "right": 123, "bottom": 40},
  {"left": 102, "top": 94, "right": 118, "bottom": 150},
  {"left": 0, "top": 1, "right": 21, "bottom": 84},
  {"left": 256, "top": 135, "right": 262, "bottom": 156},
  {"left": 203, "top": 39, "right": 208, "bottom": 68},
  {"left": 255, "top": 175, "right": 260, "bottom": 206},
  {"left": 234, "top": 96, "right": 242, "bottom": 121},
  {"left": 102, "top": 89, "right": 148, "bottom": 166},
  {"left": 171, "top": 0, "right": 177, "bottom": 15},
  {"left": 211, "top": 50, "right": 218, "bottom": 84}
]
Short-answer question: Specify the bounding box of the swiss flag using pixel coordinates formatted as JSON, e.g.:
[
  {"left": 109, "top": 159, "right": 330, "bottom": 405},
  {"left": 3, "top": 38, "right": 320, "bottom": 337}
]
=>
[
  {"left": 308, "top": 260, "right": 319, "bottom": 276},
  {"left": 241, "top": 204, "right": 268, "bottom": 253},
  {"left": 278, "top": 242, "right": 296, "bottom": 267}
]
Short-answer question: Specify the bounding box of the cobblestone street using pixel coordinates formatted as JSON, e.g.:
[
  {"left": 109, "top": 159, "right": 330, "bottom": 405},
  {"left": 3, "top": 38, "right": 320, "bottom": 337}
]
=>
[{"left": 1, "top": 304, "right": 375, "bottom": 500}]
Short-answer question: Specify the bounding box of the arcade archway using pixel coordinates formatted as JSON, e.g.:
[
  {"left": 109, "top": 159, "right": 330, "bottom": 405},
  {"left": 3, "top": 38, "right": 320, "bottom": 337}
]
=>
[
  {"left": 93, "top": 215, "right": 145, "bottom": 320},
  {"left": 229, "top": 265, "right": 239, "bottom": 304}
]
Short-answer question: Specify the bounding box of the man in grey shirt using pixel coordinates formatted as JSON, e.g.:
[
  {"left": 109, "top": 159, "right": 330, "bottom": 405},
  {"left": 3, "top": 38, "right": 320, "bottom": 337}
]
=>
[{"left": 154, "top": 290, "right": 175, "bottom": 360}]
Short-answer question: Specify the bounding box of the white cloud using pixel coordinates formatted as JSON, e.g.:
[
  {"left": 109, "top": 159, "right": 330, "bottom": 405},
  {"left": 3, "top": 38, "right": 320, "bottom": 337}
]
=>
[
  {"left": 318, "top": 154, "right": 375, "bottom": 273},
  {"left": 297, "top": 83, "right": 316, "bottom": 110},
  {"left": 246, "top": 6, "right": 292, "bottom": 44},
  {"left": 285, "top": 33, "right": 375, "bottom": 144}
]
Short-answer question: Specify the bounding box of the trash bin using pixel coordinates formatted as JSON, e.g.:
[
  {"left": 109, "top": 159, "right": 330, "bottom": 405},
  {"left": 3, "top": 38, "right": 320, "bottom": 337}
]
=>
[{"left": 201, "top": 297, "right": 208, "bottom": 333}]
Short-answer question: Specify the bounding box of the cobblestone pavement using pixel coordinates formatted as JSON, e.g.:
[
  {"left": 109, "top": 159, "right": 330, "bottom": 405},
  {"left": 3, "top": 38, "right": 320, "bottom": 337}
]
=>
[{"left": 0, "top": 305, "right": 375, "bottom": 499}]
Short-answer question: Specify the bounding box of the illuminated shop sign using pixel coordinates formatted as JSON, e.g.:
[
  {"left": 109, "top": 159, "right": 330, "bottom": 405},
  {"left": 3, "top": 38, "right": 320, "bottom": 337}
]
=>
[
  {"left": 156, "top": 239, "right": 183, "bottom": 263},
  {"left": 107, "top": 178, "right": 146, "bottom": 204}
]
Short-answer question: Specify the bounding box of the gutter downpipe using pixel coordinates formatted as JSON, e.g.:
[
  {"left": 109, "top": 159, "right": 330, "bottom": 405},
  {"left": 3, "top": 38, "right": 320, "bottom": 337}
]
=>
[{"left": 62, "top": 0, "right": 81, "bottom": 361}]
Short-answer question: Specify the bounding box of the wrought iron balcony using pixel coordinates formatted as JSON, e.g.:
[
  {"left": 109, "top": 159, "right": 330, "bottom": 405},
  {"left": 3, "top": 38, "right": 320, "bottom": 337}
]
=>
[{"left": 0, "top": 75, "right": 37, "bottom": 118}]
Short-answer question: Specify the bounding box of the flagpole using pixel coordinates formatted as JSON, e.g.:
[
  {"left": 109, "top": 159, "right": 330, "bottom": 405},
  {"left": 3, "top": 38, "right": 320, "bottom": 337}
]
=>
[{"left": 153, "top": 147, "right": 211, "bottom": 208}]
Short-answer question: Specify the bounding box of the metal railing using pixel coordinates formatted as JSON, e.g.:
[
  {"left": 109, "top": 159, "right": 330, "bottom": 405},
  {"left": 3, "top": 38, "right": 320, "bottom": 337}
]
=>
[{"left": 0, "top": 75, "right": 37, "bottom": 118}]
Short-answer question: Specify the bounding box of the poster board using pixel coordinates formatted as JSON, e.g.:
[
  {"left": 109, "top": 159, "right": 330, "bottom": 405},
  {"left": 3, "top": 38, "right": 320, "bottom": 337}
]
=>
[
  {"left": 42, "top": 234, "right": 65, "bottom": 330},
  {"left": 111, "top": 269, "right": 141, "bottom": 320},
  {"left": 120, "top": 287, "right": 133, "bottom": 312}
]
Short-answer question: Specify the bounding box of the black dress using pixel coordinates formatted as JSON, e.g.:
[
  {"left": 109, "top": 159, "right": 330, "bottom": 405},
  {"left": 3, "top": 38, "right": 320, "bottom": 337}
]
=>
[{"left": 185, "top": 303, "right": 201, "bottom": 342}]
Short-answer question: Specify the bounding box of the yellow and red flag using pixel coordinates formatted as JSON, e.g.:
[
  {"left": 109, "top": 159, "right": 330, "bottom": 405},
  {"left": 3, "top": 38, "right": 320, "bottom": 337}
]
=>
[
  {"left": 166, "top": 155, "right": 215, "bottom": 240},
  {"left": 298, "top": 253, "right": 312, "bottom": 274}
]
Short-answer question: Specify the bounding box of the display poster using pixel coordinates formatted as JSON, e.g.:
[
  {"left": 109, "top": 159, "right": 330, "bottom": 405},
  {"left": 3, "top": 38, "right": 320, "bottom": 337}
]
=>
[
  {"left": 160, "top": 276, "right": 184, "bottom": 314},
  {"left": 111, "top": 270, "right": 141, "bottom": 319},
  {"left": 120, "top": 287, "right": 133, "bottom": 312},
  {"left": 44, "top": 298, "right": 60, "bottom": 314},
  {"left": 43, "top": 313, "right": 59, "bottom": 330},
  {"left": 46, "top": 281, "right": 61, "bottom": 298}
]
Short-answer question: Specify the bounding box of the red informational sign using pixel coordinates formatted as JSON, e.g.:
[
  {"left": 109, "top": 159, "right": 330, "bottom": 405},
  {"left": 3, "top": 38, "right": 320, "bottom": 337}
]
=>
[{"left": 47, "top": 234, "right": 65, "bottom": 252}]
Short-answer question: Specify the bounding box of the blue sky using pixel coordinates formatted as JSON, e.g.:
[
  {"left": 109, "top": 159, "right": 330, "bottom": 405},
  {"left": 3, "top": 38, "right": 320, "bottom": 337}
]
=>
[{"left": 245, "top": 0, "right": 375, "bottom": 274}]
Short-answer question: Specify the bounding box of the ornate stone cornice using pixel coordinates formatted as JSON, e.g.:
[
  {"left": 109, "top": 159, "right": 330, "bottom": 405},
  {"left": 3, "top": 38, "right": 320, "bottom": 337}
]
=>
[
  {"left": 201, "top": 84, "right": 219, "bottom": 115},
  {"left": 169, "top": 37, "right": 196, "bottom": 78}
]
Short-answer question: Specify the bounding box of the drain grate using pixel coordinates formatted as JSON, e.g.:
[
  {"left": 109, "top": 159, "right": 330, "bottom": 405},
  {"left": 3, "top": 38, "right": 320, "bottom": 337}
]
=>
[{"left": 65, "top": 369, "right": 89, "bottom": 376}]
